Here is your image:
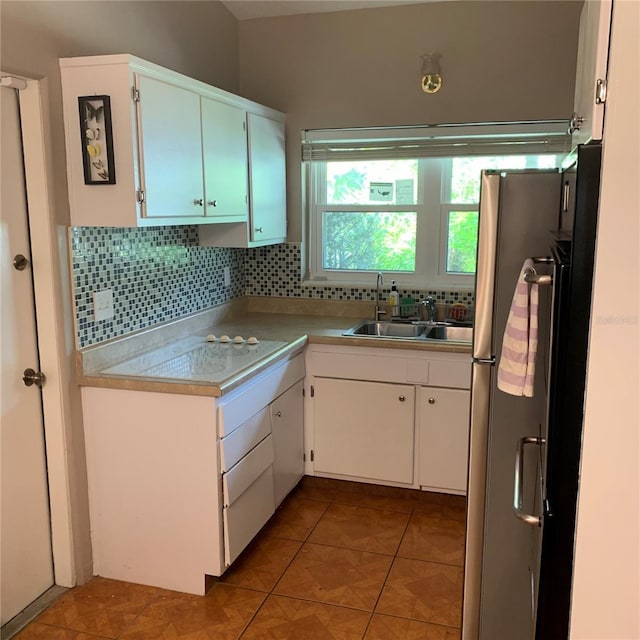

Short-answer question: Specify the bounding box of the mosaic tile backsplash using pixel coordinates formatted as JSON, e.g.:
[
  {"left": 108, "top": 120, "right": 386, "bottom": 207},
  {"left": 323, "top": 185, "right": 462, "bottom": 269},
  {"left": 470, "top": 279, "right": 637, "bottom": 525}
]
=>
[
  {"left": 71, "top": 226, "right": 244, "bottom": 347},
  {"left": 71, "top": 229, "right": 474, "bottom": 348}
]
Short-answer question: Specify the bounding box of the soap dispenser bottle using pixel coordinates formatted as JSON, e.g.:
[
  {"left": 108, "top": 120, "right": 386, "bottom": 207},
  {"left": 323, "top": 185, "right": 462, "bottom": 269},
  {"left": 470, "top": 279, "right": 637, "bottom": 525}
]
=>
[{"left": 389, "top": 281, "right": 400, "bottom": 317}]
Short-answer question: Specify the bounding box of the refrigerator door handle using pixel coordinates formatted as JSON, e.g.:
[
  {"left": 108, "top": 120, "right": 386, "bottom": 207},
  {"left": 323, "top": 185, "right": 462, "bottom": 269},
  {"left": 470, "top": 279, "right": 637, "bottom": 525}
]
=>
[{"left": 513, "top": 436, "right": 546, "bottom": 526}]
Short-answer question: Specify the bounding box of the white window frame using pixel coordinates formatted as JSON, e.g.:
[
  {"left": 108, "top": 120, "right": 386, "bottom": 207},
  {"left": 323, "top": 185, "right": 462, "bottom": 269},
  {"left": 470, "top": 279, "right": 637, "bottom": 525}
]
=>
[{"left": 303, "top": 122, "right": 569, "bottom": 289}]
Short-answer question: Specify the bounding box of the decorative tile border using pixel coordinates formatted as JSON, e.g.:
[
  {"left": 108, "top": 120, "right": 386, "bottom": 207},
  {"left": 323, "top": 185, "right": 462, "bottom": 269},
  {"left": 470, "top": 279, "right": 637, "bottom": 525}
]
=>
[{"left": 71, "top": 233, "right": 474, "bottom": 349}]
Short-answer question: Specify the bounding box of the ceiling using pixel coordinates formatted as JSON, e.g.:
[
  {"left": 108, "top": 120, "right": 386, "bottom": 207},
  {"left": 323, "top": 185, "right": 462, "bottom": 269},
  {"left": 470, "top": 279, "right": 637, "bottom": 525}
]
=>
[{"left": 220, "top": 0, "right": 430, "bottom": 21}]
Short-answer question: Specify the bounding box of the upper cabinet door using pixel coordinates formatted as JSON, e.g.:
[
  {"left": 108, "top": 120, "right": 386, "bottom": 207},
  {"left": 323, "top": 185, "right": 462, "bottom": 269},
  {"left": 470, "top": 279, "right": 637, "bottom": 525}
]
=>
[
  {"left": 201, "top": 98, "right": 249, "bottom": 222},
  {"left": 136, "top": 75, "right": 204, "bottom": 218},
  {"left": 571, "top": 0, "right": 613, "bottom": 147},
  {"left": 248, "top": 113, "right": 287, "bottom": 243}
]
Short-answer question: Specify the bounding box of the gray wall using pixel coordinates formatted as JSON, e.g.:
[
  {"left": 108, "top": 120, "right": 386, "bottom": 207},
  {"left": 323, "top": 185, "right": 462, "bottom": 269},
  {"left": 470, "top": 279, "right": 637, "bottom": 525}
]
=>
[
  {"left": 0, "top": 0, "right": 239, "bottom": 583},
  {"left": 238, "top": 0, "right": 583, "bottom": 241},
  {"left": 1, "top": 0, "right": 239, "bottom": 226}
]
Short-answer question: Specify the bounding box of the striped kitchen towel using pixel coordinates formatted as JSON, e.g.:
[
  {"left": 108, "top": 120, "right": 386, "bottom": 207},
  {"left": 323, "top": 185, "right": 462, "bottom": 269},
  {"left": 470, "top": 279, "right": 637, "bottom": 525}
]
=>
[{"left": 497, "top": 259, "right": 539, "bottom": 397}]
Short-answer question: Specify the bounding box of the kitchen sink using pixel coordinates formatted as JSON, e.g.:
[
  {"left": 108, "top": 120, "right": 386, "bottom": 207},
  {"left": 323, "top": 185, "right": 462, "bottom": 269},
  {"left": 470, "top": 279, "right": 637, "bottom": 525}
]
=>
[{"left": 343, "top": 320, "right": 473, "bottom": 342}]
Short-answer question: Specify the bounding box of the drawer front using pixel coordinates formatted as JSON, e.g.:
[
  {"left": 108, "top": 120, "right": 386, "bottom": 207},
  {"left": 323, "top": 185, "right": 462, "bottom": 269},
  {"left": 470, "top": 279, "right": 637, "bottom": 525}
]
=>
[
  {"left": 222, "top": 434, "right": 274, "bottom": 506},
  {"left": 428, "top": 360, "right": 471, "bottom": 389},
  {"left": 223, "top": 466, "right": 275, "bottom": 566},
  {"left": 220, "top": 407, "right": 271, "bottom": 472},
  {"left": 217, "top": 354, "right": 305, "bottom": 437}
]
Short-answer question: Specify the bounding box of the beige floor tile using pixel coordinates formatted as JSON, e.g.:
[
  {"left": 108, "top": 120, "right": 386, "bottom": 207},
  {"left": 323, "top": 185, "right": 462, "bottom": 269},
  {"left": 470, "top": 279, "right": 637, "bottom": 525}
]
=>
[
  {"left": 117, "top": 584, "right": 265, "bottom": 639},
  {"left": 274, "top": 543, "right": 392, "bottom": 611},
  {"left": 364, "top": 614, "right": 460, "bottom": 639},
  {"left": 241, "top": 594, "right": 370, "bottom": 639},
  {"left": 397, "top": 512, "right": 465, "bottom": 566},
  {"left": 34, "top": 577, "right": 159, "bottom": 638},
  {"left": 222, "top": 537, "right": 302, "bottom": 591},
  {"left": 264, "top": 495, "right": 330, "bottom": 541},
  {"left": 309, "top": 503, "right": 410, "bottom": 555},
  {"left": 376, "top": 558, "right": 463, "bottom": 627},
  {"left": 14, "top": 623, "right": 113, "bottom": 639}
]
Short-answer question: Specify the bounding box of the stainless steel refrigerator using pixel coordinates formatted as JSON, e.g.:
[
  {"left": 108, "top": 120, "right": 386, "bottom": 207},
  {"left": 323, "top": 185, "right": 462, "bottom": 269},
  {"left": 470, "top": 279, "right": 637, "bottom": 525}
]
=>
[{"left": 462, "top": 144, "right": 602, "bottom": 640}]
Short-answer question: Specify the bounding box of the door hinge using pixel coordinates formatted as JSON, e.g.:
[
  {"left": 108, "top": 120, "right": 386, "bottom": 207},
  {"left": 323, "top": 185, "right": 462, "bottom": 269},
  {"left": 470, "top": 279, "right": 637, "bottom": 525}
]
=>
[
  {"left": 243, "top": 120, "right": 246, "bottom": 132},
  {"left": 310, "top": 449, "right": 314, "bottom": 462},
  {"left": 132, "top": 86, "right": 140, "bottom": 103},
  {"left": 595, "top": 78, "right": 607, "bottom": 105},
  {"left": 136, "top": 189, "right": 145, "bottom": 204},
  {"left": 310, "top": 385, "right": 315, "bottom": 398}
]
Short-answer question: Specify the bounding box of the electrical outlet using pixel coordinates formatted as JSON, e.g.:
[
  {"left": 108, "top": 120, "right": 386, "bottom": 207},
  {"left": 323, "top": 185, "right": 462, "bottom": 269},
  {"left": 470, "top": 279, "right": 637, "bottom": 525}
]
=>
[
  {"left": 223, "top": 266, "right": 231, "bottom": 288},
  {"left": 93, "top": 289, "right": 114, "bottom": 322}
]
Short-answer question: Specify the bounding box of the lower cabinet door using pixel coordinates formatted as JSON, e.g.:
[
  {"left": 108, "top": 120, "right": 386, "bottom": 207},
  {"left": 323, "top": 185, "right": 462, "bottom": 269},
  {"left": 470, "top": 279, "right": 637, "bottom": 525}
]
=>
[
  {"left": 313, "top": 377, "right": 415, "bottom": 485},
  {"left": 418, "top": 387, "right": 470, "bottom": 493},
  {"left": 271, "top": 381, "right": 304, "bottom": 506}
]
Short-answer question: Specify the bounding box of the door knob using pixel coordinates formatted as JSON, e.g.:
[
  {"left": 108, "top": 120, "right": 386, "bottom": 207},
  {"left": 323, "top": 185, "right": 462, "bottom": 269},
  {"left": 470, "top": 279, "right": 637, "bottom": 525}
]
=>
[
  {"left": 399, "top": 395, "right": 406, "bottom": 402},
  {"left": 428, "top": 397, "right": 436, "bottom": 404},
  {"left": 13, "top": 254, "right": 28, "bottom": 271},
  {"left": 23, "top": 368, "right": 45, "bottom": 387}
]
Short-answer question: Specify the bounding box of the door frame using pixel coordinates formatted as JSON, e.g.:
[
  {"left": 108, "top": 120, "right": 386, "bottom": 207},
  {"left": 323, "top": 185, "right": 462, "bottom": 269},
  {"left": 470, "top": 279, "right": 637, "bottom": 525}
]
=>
[{"left": 9, "top": 74, "right": 78, "bottom": 587}]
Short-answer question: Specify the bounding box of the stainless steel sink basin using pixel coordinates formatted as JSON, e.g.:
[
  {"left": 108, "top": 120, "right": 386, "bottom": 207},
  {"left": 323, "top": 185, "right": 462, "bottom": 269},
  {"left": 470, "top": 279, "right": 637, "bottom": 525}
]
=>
[
  {"left": 343, "top": 320, "right": 473, "bottom": 342},
  {"left": 344, "top": 321, "right": 428, "bottom": 338}
]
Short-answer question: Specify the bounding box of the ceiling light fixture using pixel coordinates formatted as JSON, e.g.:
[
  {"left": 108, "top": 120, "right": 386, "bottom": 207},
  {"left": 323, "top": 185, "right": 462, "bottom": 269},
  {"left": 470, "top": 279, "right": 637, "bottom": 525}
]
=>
[{"left": 421, "top": 53, "right": 442, "bottom": 94}]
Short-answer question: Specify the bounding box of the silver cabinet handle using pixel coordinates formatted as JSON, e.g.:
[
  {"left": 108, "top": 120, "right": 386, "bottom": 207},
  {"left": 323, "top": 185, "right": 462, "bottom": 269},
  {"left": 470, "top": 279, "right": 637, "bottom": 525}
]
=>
[
  {"left": 274, "top": 411, "right": 282, "bottom": 418},
  {"left": 207, "top": 200, "right": 217, "bottom": 207},
  {"left": 568, "top": 112, "right": 584, "bottom": 135},
  {"left": 255, "top": 226, "right": 264, "bottom": 233},
  {"left": 193, "top": 198, "right": 203, "bottom": 206},
  {"left": 428, "top": 397, "right": 435, "bottom": 404},
  {"left": 399, "top": 395, "right": 406, "bottom": 402},
  {"left": 513, "top": 436, "right": 545, "bottom": 526}
]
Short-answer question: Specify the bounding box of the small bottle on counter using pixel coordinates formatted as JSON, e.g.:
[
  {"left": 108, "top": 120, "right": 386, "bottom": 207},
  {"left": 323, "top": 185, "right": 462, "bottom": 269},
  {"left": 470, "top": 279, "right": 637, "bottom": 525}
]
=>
[{"left": 389, "top": 281, "right": 400, "bottom": 317}]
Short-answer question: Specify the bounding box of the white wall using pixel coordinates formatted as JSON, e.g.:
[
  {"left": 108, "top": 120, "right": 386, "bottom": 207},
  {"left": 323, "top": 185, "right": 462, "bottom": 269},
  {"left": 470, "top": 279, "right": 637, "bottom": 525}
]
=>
[{"left": 570, "top": 1, "right": 640, "bottom": 637}]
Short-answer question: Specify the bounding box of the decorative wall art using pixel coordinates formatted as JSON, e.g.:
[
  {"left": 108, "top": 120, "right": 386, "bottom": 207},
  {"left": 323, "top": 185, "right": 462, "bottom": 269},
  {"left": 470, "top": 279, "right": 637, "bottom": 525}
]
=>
[{"left": 78, "top": 95, "right": 116, "bottom": 185}]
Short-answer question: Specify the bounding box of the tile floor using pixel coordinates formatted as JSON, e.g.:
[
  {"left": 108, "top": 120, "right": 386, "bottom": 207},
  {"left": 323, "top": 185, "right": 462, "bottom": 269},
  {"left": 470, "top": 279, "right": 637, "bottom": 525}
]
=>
[{"left": 15, "top": 476, "right": 466, "bottom": 639}]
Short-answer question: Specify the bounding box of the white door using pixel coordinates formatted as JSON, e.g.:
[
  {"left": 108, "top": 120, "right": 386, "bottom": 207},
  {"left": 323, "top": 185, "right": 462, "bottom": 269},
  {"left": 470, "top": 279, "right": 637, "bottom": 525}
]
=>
[{"left": 1, "top": 81, "right": 54, "bottom": 625}]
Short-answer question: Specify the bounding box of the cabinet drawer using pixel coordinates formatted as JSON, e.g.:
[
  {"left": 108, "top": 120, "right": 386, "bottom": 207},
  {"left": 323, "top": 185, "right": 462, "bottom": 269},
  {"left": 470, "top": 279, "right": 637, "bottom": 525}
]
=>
[
  {"left": 217, "top": 354, "right": 305, "bottom": 437},
  {"left": 428, "top": 360, "right": 471, "bottom": 390},
  {"left": 223, "top": 466, "right": 275, "bottom": 566},
  {"left": 222, "top": 434, "right": 274, "bottom": 506},
  {"left": 220, "top": 407, "right": 271, "bottom": 472}
]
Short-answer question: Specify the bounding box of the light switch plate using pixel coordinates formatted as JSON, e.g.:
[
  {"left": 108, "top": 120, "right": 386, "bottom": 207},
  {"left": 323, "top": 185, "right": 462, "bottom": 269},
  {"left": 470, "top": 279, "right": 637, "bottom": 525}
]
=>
[
  {"left": 223, "top": 266, "right": 231, "bottom": 288},
  {"left": 93, "top": 289, "right": 114, "bottom": 322}
]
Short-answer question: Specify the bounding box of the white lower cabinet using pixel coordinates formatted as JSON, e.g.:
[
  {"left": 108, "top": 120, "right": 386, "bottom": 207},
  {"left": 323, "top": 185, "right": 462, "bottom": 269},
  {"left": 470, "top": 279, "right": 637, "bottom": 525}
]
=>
[
  {"left": 417, "top": 387, "right": 471, "bottom": 494},
  {"left": 81, "top": 353, "right": 304, "bottom": 595},
  {"left": 306, "top": 344, "right": 471, "bottom": 494},
  {"left": 271, "top": 381, "right": 305, "bottom": 506},
  {"left": 313, "top": 378, "right": 415, "bottom": 485}
]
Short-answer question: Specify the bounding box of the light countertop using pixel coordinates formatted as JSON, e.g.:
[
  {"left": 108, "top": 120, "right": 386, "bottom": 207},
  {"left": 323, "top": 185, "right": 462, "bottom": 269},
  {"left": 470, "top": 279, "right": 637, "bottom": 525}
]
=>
[{"left": 78, "top": 305, "right": 472, "bottom": 398}]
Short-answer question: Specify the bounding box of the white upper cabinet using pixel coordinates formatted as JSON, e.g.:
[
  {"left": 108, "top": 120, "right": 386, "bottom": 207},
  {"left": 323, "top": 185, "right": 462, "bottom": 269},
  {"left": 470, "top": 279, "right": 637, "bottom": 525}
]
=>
[
  {"left": 60, "top": 54, "right": 283, "bottom": 229},
  {"left": 248, "top": 113, "right": 287, "bottom": 243},
  {"left": 199, "top": 112, "right": 287, "bottom": 248},
  {"left": 136, "top": 75, "right": 204, "bottom": 219},
  {"left": 201, "top": 97, "right": 248, "bottom": 221},
  {"left": 570, "top": 0, "right": 613, "bottom": 147}
]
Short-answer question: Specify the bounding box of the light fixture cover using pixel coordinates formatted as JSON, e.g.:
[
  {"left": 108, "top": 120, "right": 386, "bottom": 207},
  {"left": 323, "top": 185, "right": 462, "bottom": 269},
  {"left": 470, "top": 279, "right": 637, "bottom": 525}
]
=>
[{"left": 421, "top": 53, "right": 442, "bottom": 94}]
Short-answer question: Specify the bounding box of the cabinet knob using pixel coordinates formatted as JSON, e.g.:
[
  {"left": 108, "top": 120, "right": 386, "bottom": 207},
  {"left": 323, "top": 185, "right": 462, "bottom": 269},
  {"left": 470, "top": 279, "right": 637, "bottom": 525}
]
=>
[
  {"left": 428, "top": 397, "right": 436, "bottom": 404},
  {"left": 274, "top": 410, "right": 282, "bottom": 418},
  {"left": 255, "top": 226, "right": 264, "bottom": 233},
  {"left": 207, "top": 200, "right": 217, "bottom": 207},
  {"left": 193, "top": 198, "right": 203, "bottom": 206},
  {"left": 399, "top": 395, "right": 406, "bottom": 402}
]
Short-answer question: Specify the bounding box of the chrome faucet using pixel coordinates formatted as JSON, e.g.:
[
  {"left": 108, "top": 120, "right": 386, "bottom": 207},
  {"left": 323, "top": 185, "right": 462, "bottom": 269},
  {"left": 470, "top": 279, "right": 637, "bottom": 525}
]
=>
[
  {"left": 421, "top": 296, "right": 437, "bottom": 322},
  {"left": 375, "top": 272, "right": 385, "bottom": 320}
]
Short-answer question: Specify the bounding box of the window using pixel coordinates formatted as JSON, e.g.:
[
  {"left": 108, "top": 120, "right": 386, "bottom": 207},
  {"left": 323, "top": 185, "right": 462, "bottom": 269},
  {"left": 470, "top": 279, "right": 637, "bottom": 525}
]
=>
[{"left": 304, "top": 123, "right": 567, "bottom": 288}]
